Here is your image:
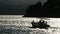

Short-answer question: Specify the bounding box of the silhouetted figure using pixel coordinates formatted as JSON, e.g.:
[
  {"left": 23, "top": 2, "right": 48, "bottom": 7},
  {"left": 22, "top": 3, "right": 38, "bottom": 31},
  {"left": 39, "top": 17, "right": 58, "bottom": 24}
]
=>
[
  {"left": 38, "top": 20, "right": 50, "bottom": 29},
  {"left": 31, "top": 20, "right": 38, "bottom": 28}
]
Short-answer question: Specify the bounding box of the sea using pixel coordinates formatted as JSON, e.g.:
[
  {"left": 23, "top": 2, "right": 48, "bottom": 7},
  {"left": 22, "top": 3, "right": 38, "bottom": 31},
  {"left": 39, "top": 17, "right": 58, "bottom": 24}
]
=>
[{"left": 0, "top": 15, "right": 60, "bottom": 34}]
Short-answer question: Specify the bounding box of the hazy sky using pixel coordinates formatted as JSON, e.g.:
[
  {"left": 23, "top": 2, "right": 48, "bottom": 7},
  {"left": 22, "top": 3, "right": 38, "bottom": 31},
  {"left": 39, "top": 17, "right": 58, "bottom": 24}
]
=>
[{"left": 0, "top": 0, "right": 47, "bottom": 15}]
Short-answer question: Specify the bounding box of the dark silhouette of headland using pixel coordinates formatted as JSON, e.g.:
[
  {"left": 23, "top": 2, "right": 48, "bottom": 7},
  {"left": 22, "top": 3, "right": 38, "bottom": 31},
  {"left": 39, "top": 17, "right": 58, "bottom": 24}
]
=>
[{"left": 23, "top": 0, "right": 60, "bottom": 18}]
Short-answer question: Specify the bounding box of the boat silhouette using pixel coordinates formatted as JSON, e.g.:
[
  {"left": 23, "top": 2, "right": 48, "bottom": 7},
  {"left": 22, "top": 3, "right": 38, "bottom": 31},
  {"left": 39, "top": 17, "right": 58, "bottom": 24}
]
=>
[{"left": 31, "top": 19, "right": 50, "bottom": 29}]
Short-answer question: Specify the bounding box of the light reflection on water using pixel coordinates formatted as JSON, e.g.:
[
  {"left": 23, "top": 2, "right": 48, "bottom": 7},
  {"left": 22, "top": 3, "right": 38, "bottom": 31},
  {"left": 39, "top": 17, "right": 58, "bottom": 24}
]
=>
[
  {"left": 0, "top": 16, "right": 60, "bottom": 34},
  {"left": 0, "top": 26, "right": 60, "bottom": 34}
]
